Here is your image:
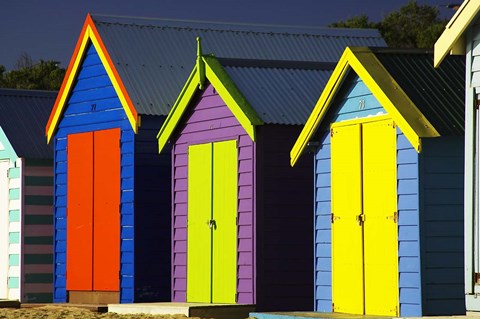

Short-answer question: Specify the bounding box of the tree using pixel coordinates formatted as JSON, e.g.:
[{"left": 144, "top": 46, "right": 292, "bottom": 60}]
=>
[
  {"left": 329, "top": 0, "right": 448, "bottom": 49},
  {"left": 0, "top": 54, "right": 65, "bottom": 90},
  {"left": 329, "top": 14, "right": 378, "bottom": 29}
]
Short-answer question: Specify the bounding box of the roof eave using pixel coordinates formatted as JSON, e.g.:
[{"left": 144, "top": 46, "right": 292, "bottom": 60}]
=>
[
  {"left": 291, "top": 46, "right": 439, "bottom": 166},
  {"left": 45, "top": 14, "right": 139, "bottom": 144},
  {"left": 434, "top": 0, "right": 480, "bottom": 67},
  {"left": 156, "top": 54, "right": 263, "bottom": 154}
]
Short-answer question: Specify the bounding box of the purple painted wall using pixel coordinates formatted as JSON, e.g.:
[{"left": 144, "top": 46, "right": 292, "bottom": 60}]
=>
[{"left": 171, "top": 84, "right": 255, "bottom": 303}]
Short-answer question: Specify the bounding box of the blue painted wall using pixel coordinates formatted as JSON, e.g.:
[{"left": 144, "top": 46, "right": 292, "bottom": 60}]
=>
[
  {"left": 53, "top": 43, "right": 171, "bottom": 303},
  {"left": 312, "top": 71, "right": 431, "bottom": 316},
  {"left": 419, "top": 136, "right": 465, "bottom": 315}
]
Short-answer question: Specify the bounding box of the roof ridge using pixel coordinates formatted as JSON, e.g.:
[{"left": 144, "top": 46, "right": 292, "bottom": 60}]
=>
[
  {"left": 216, "top": 57, "right": 336, "bottom": 70},
  {"left": 91, "top": 14, "right": 382, "bottom": 38}
]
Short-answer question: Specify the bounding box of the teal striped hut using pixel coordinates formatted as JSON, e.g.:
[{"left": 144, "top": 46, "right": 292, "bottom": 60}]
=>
[{"left": 0, "top": 89, "right": 56, "bottom": 302}]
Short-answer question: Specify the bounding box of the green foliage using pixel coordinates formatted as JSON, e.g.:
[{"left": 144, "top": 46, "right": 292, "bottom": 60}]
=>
[
  {"left": 329, "top": 14, "right": 378, "bottom": 29},
  {"left": 0, "top": 55, "right": 65, "bottom": 90},
  {"left": 329, "top": 0, "right": 448, "bottom": 49}
]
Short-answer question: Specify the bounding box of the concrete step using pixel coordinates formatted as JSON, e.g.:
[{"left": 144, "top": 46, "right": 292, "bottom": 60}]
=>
[{"left": 108, "top": 302, "right": 255, "bottom": 319}]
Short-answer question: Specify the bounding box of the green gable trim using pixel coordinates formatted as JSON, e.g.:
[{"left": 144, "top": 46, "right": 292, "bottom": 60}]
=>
[
  {"left": 9, "top": 210, "right": 20, "bottom": 222},
  {"left": 9, "top": 254, "right": 19, "bottom": 266},
  {"left": 9, "top": 232, "right": 20, "bottom": 244},
  {"left": 7, "top": 277, "right": 19, "bottom": 289},
  {"left": 157, "top": 54, "right": 263, "bottom": 154}
]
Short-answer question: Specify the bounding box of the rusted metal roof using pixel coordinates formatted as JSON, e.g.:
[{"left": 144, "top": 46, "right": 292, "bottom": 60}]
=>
[
  {"left": 92, "top": 14, "right": 386, "bottom": 116},
  {"left": 0, "top": 89, "right": 56, "bottom": 158},
  {"left": 373, "top": 48, "right": 465, "bottom": 136}
]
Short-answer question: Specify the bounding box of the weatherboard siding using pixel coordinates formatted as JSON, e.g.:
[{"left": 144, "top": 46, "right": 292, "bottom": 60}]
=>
[
  {"left": 22, "top": 159, "right": 54, "bottom": 303},
  {"left": 133, "top": 115, "right": 171, "bottom": 302},
  {"left": 396, "top": 131, "right": 421, "bottom": 317},
  {"left": 53, "top": 43, "right": 135, "bottom": 303},
  {"left": 171, "top": 84, "right": 255, "bottom": 303},
  {"left": 255, "top": 125, "right": 313, "bottom": 311},
  {"left": 314, "top": 130, "right": 332, "bottom": 312},
  {"left": 470, "top": 23, "right": 480, "bottom": 92},
  {"left": 419, "top": 137, "right": 465, "bottom": 315},
  {"left": 313, "top": 72, "right": 423, "bottom": 316}
]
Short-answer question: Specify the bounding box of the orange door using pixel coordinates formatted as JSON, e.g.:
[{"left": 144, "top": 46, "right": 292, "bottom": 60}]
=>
[
  {"left": 67, "top": 132, "right": 94, "bottom": 291},
  {"left": 67, "top": 128, "right": 120, "bottom": 292},
  {"left": 93, "top": 129, "right": 121, "bottom": 291}
]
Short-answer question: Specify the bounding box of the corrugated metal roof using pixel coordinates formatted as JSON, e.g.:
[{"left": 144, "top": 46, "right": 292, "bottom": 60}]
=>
[
  {"left": 373, "top": 49, "right": 465, "bottom": 136},
  {"left": 0, "top": 89, "right": 56, "bottom": 158},
  {"left": 92, "top": 15, "right": 386, "bottom": 116},
  {"left": 219, "top": 59, "right": 333, "bottom": 125}
]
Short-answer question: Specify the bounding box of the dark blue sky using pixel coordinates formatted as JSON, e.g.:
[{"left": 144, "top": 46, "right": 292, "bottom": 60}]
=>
[{"left": 0, "top": 0, "right": 457, "bottom": 70}]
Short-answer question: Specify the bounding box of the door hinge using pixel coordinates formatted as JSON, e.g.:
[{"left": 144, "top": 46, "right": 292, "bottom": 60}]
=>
[
  {"left": 332, "top": 302, "right": 335, "bottom": 311},
  {"left": 331, "top": 213, "right": 340, "bottom": 223},
  {"left": 330, "top": 128, "right": 334, "bottom": 137},
  {"left": 235, "top": 293, "right": 238, "bottom": 302},
  {"left": 387, "top": 211, "right": 398, "bottom": 223}
]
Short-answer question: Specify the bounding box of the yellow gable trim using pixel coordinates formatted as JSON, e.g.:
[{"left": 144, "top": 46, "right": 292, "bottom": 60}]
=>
[
  {"left": 46, "top": 29, "right": 90, "bottom": 143},
  {"left": 434, "top": 0, "right": 480, "bottom": 67},
  {"left": 291, "top": 47, "right": 438, "bottom": 166},
  {"left": 46, "top": 16, "right": 138, "bottom": 143}
]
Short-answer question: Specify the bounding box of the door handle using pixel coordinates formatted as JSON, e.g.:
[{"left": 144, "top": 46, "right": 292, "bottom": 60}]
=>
[
  {"left": 356, "top": 213, "right": 365, "bottom": 226},
  {"left": 208, "top": 219, "right": 217, "bottom": 230}
]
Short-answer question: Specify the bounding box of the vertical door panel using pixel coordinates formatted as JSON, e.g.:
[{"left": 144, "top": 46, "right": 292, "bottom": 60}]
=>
[
  {"left": 0, "top": 160, "right": 10, "bottom": 298},
  {"left": 187, "top": 143, "right": 213, "bottom": 302},
  {"left": 363, "top": 120, "right": 398, "bottom": 316},
  {"left": 212, "top": 140, "right": 237, "bottom": 303},
  {"left": 331, "top": 124, "right": 364, "bottom": 314},
  {"left": 67, "top": 132, "right": 94, "bottom": 291},
  {"left": 93, "top": 128, "right": 121, "bottom": 291}
]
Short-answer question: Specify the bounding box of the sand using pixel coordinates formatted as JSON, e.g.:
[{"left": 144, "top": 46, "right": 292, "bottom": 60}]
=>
[{"left": 0, "top": 306, "right": 208, "bottom": 319}]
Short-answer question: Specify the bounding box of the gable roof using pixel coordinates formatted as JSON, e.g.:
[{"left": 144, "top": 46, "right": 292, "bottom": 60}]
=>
[
  {"left": 0, "top": 89, "right": 56, "bottom": 159},
  {"left": 46, "top": 13, "right": 386, "bottom": 143},
  {"left": 434, "top": 0, "right": 480, "bottom": 67},
  {"left": 290, "top": 47, "right": 465, "bottom": 166},
  {"left": 157, "top": 42, "right": 335, "bottom": 153}
]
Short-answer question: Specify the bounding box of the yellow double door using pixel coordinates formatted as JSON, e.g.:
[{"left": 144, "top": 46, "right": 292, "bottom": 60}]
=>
[
  {"left": 331, "top": 117, "right": 399, "bottom": 316},
  {"left": 187, "top": 140, "right": 238, "bottom": 303}
]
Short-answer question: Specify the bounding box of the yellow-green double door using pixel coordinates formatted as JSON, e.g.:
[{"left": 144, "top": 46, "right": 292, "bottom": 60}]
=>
[
  {"left": 331, "top": 117, "right": 399, "bottom": 316},
  {"left": 187, "top": 140, "right": 237, "bottom": 303}
]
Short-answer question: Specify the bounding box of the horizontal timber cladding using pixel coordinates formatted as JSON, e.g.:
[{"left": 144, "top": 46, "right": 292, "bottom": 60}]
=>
[
  {"left": 22, "top": 159, "right": 54, "bottom": 303},
  {"left": 255, "top": 124, "right": 314, "bottom": 311},
  {"left": 53, "top": 43, "right": 135, "bottom": 303},
  {"left": 312, "top": 68, "right": 465, "bottom": 316},
  {"left": 133, "top": 115, "right": 171, "bottom": 302},
  {"left": 419, "top": 137, "right": 465, "bottom": 315},
  {"left": 171, "top": 84, "right": 255, "bottom": 304}
]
